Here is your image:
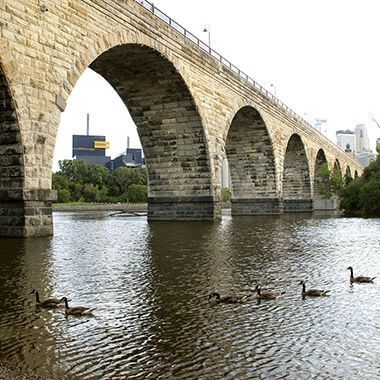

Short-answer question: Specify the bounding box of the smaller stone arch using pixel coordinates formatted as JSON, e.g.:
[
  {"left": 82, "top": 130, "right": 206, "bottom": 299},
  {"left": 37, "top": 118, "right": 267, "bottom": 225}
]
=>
[
  {"left": 313, "top": 149, "right": 328, "bottom": 199},
  {"left": 345, "top": 166, "right": 353, "bottom": 184},
  {"left": 282, "top": 134, "right": 312, "bottom": 212},
  {"left": 225, "top": 105, "right": 279, "bottom": 214},
  {"left": 333, "top": 159, "right": 342, "bottom": 178},
  {"left": 354, "top": 170, "right": 359, "bottom": 179}
]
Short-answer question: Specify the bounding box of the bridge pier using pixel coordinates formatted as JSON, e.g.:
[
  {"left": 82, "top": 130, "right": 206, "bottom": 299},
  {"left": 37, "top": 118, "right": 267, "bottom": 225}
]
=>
[
  {"left": 0, "top": 189, "right": 56, "bottom": 237},
  {"left": 231, "top": 198, "right": 283, "bottom": 215},
  {"left": 283, "top": 199, "right": 313, "bottom": 212},
  {"left": 147, "top": 196, "right": 221, "bottom": 221}
]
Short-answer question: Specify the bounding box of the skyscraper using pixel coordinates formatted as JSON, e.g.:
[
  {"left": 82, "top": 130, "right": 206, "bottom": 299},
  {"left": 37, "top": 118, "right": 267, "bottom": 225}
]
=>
[
  {"left": 354, "top": 124, "right": 370, "bottom": 153},
  {"left": 336, "top": 130, "right": 356, "bottom": 155}
]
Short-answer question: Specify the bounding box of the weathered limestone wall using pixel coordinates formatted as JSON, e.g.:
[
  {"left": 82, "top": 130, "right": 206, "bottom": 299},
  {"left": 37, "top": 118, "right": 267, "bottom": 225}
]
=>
[{"left": 0, "top": 0, "right": 363, "bottom": 236}]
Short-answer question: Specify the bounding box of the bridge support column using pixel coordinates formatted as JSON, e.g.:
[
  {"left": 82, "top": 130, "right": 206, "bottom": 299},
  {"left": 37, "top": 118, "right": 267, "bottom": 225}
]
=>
[
  {"left": 147, "top": 196, "right": 221, "bottom": 221},
  {"left": 283, "top": 199, "right": 313, "bottom": 213},
  {"left": 0, "top": 189, "right": 57, "bottom": 237},
  {"left": 231, "top": 198, "right": 283, "bottom": 215}
]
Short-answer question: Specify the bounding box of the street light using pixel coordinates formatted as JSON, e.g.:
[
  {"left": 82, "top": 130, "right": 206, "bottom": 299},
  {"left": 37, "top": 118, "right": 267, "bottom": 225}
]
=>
[
  {"left": 270, "top": 83, "right": 277, "bottom": 96},
  {"left": 203, "top": 24, "right": 211, "bottom": 47}
]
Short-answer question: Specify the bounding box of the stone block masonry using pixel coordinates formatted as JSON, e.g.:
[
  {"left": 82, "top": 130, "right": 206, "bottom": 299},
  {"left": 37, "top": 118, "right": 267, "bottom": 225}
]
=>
[{"left": 0, "top": 0, "right": 363, "bottom": 236}]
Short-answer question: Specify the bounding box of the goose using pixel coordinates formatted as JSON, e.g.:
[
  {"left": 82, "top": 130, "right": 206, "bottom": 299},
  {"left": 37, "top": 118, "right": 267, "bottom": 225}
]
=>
[
  {"left": 347, "top": 266, "right": 375, "bottom": 283},
  {"left": 60, "top": 297, "right": 93, "bottom": 316},
  {"left": 254, "top": 285, "right": 285, "bottom": 300},
  {"left": 208, "top": 292, "right": 251, "bottom": 304},
  {"left": 31, "top": 289, "right": 65, "bottom": 308},
  {"left": 299, "top": 281, "right": 330, "bottom": 297}
]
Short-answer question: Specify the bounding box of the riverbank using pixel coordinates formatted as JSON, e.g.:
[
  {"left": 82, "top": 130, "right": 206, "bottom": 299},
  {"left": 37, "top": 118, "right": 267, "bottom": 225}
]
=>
[
  {"left": 52, "top": 202, "right": 232, "bottom": 212},
  {"left": 53, "top": 202, "right": 148, "bottom": 212}
]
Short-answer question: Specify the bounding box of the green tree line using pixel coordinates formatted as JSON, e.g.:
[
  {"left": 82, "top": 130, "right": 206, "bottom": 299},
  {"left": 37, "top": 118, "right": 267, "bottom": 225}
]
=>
[
  {"left": 317, "top": 156, "right": 380, "bottom": 217},
  {"left": 53, "top": 159, "right": 147, "bottom": 203}
]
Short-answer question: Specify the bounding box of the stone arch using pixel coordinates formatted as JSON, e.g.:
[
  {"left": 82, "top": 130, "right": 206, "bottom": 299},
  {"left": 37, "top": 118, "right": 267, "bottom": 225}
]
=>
[
  {"left": 345, "top": 166, "right": 352, "bottom": 183},
  {"left": 225, "top": 105, "right": 279, "bottom": 214},
  {"left": 0, "top": 62, "right": 27, "bottom": 236},
  {"left": 282, "top": 134, "right": 312, "bottom": 212},
  {"left": 0, "top": 63, "right": 24, "bottom": 190},
  {"left": 313, "top": 149, "right": 327, "bottom": 200},
  {"left": 333, "top": 159, "right": 342, "bottom": 178},
  {"left": 354, "top": 170, "right": 359, "bottom": 179},
  {"left": 77, "top": 43, "right": 214, "bottom": 220}
]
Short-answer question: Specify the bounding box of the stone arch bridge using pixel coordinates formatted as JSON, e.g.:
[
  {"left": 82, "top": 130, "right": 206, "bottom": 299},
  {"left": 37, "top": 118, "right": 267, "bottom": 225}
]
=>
[{"left": 0, "top": 0, "right": 362, "bottom": 237}]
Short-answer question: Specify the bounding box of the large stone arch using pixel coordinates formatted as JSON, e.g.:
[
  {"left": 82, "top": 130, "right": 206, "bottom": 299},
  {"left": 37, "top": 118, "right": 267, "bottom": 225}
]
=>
[
  {"left": 225, "top": 105, "right": 279, "bottom": 214},
  {"left": 74, "top": 43, "right": 215, "bottom": 220},
  {"left": 0, "top": 63, "right": 26, "bottom": 237},
  {"left": 282, "top": 134, "right": 312, "bottom": 212}
]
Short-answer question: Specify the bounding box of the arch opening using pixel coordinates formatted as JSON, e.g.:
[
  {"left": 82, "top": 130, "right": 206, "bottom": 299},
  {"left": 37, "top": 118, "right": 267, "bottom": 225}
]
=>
[
  {"left": 345, "top": 166, "right": 352, "bottom": 183},
  {"left": 225, "top": 106, "right": 279, "bottom": 214},
  {"left": 282, "top": 134, "right": 312, "bottom": 212},
  {"left": 82, "top": 44, "right": 215, "bottom": 220},
  {"left": 313, "top": 149, "right": 328, "bottom": 201}
]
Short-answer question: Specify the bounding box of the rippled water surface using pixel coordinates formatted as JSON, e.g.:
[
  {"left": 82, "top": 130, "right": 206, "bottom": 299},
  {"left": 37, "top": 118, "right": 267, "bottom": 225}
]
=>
[{"left": 0, "top": 211, "right": 379, "bottom": 379}]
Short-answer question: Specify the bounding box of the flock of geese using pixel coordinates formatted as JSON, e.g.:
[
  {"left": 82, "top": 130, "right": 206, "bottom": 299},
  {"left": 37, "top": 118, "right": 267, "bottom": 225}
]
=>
[
  {"left": 31, "top": 266, "right": 375, "bottom": 314},
  {"left": 208, "top": 266, "right": 376, "bottom": 304},
  {"left": 31, "top": 290, "right": 93, "bottom": 316}
]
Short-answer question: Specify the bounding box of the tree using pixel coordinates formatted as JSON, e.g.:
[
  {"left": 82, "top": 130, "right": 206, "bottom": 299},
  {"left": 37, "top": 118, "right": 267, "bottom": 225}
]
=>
[
  {"left": 52, "top": 159, "right": 148, "bottom": 204},
  {"left": 126, "top": 184, "right": 148, "bottom": 203},
  {"left": 315, "top": 163, "right": 343, "bottom": 199},
  {"left": 340, "top": 155, "right": 380, "bottom": 216}
]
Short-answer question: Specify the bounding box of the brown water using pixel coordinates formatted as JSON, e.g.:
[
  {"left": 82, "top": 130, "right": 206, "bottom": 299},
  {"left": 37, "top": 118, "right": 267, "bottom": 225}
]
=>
[{"left": 0, "top": 211, "right": 379, "bottom": 379}]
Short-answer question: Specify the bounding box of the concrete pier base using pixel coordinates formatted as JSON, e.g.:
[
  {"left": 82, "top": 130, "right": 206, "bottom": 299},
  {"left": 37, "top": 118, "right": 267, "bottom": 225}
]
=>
[
  {"left": 231, "top": 198, "right": 283, "bottom": 215},
  {"left": 283, "top": 199, "right": 313, "bottom": 213},
  {"left": 0, "top": 189, "right": 56, "bottom": 237},
  {"left": 147, "top": 196, "right": 221, "bottom": 221}
]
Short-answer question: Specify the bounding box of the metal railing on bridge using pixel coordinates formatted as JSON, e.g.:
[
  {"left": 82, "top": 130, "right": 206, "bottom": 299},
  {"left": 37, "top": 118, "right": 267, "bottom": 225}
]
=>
[{"left": 135, "top": 0, "right": 309, "bottom": 126}]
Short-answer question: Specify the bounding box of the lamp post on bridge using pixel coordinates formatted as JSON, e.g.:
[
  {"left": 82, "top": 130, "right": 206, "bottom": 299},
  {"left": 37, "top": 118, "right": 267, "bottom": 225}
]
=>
[{"left": 203, "top": 24, "right": 211, "bottom": 47}]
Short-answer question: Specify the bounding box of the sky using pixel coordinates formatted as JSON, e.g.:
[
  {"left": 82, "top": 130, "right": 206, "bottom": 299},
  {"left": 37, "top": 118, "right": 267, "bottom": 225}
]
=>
[{"left": 54, "top": 0, "right": 380, "bottom": 171}]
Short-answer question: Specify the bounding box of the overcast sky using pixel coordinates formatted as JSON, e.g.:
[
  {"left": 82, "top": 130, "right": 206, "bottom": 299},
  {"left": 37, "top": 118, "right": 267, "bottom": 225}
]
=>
[{"left": 54, "top": 0, "right": 380, "bottom": 170}]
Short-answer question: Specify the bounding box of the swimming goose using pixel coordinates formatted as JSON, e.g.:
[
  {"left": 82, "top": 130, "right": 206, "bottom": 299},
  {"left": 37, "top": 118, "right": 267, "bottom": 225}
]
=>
[
  {"left": 31, "top": 290, "right": 65, "bottom": 308},
  {"left": 299, "top": 281, "right": 330, "bottom": 297},
  {"left": 347, "top": 266, "right": 376, "bottom": 283},
  {"left": 60, "top": 297, "right": 93, "bottom": 316},
  {"left": 208, "top": 292, "right": 251, "bottom": 304},
  {"left": 254, "top": 285, "right": 285, "bottom": 300}
]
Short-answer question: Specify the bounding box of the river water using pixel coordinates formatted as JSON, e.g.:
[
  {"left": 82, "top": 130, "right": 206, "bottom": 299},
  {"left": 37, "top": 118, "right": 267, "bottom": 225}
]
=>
[{"left": 0, "top": 211, "right": 379, "bottom": 379}]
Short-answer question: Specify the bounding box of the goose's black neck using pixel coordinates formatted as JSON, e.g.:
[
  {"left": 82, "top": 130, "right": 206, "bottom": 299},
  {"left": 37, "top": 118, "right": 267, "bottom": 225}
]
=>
[
  {"left": 35, "top": 291, "right": 40, "bottom": 303},
  {"left": 62, "top": 297, "right": 69, "bottom": 309},
  {"left": 301, "top": 283, "right": 306, "bottom": 293}
]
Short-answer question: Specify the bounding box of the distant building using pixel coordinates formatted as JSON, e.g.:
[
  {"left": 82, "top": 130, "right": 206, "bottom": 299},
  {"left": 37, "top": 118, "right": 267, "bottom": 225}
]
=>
[
  {"left": 314, "top": 118, "right": 328, "bottom": 136},
  {"left": 336, "top": 130, "right": 356, "bottom": 155},
  {"left": 356, "top": 151, "right": 376, "bottom": 167},
  {"left": 72, "top": 134, "right": 111, "bottom": 166},
  {"left": 106, "top": 148, "right": 143, "bottom": 170},
  {"left": 354, "top": 124, "right": 370, "bottom": 153}
]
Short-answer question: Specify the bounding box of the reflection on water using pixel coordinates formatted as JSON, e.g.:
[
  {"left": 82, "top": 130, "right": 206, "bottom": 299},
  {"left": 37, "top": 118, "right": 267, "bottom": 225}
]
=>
[{"left": 0, "top": 212, "right": 379, "bottom": 379}]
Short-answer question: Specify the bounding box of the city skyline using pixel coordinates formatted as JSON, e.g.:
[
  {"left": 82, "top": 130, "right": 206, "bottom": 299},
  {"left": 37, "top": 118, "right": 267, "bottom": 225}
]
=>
[{"left": 54, "top": 0, "right": 380, "bottom": 171}]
